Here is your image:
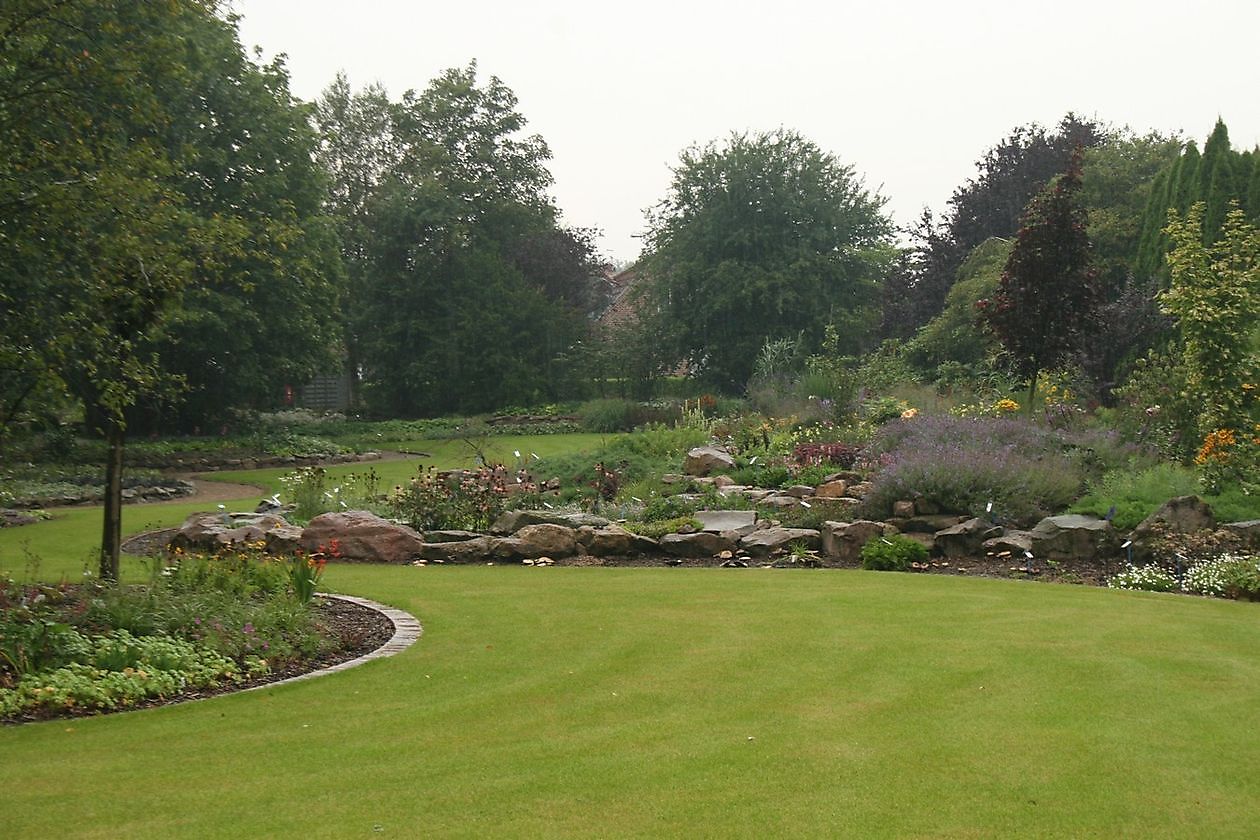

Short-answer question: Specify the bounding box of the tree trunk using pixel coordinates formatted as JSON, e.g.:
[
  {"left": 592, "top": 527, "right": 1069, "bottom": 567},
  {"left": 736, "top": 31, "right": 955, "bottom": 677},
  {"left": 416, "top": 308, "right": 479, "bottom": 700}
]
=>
[
  {"left": 99, "top": 418, "right": 125, "bottom": 581},
  {"left": 1027, "top": 369, "right": 1039, "bottom": 419}
]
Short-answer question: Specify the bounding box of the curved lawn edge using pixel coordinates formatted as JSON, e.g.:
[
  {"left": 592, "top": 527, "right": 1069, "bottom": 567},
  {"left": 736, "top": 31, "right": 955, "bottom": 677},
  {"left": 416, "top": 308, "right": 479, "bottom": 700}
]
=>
[{"left": 241, "top": 593, "right": 422, "bottom": 693}]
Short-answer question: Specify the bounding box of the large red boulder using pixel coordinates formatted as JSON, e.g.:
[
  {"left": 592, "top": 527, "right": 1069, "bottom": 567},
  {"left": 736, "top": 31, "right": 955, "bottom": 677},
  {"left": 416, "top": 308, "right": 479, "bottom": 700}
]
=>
[{"left": 300, "top": 511, "right": 424, "bottom": 564}]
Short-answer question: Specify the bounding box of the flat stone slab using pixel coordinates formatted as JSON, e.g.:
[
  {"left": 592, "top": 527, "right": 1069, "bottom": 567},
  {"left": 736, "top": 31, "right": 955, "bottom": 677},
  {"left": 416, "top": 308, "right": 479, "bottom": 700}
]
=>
[{"left": 694, "top": 510, "right": 757, "bottom": 536}]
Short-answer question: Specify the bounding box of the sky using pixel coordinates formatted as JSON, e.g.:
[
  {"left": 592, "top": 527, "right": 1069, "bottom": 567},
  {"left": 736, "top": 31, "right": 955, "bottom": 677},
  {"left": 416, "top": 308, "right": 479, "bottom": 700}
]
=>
[{"left": 231, "top": 0, "right": 1260, "bottom": 263}]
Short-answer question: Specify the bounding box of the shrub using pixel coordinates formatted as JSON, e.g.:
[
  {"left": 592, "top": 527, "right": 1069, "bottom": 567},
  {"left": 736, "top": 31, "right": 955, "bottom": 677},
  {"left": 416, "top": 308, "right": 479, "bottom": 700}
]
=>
[
  {"left": 1108, "top": 565, "right": 1179, "bottom": 593},
  {"left": 1182, "top": 554, "right": 1260, "bottom": 600},
  {"left": 388, "top": 466, "right": 513, "bottom": 532},
  {"left": 579, "top": 398, "right": 642, "bottom": 433},
  {"left": 858, "top": 415, "right": 1146, "bottom": 526},
  {"left": 640, "top": 495, "right": 698, "bottom": 522},
  {"left": 727, "top": 464, "right": 792, "bottom": 489},
  {"left": 860, "top": 534, "right": 927, "bottom": 571},
  {"left": 792, "top": 442, "right": 861, "bottom": 468},
  {"left": 623, "top": 516, "right": 702, "bottom": 540},
  {"left": 1070, "top": 463, "right": 1202, "bottom": 531}
]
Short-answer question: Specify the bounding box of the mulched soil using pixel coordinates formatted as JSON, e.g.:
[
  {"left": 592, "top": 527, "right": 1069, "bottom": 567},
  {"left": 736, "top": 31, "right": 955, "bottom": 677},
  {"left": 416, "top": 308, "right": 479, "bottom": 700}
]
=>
[{"left": 2, "top": 596, "right": 395, "bottom": 726}]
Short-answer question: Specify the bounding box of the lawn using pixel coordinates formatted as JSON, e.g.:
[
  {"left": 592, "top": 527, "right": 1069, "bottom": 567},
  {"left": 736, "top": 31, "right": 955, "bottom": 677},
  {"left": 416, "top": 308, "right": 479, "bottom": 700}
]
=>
[
  {"left": 5, "top": 442, "right": 1260, "bottom": 837},
  {"left": 3, "top": 565, "right": 1259, "bottom": 837},
  {"left": 211, "top": 432, "right": 619, "bottom": 497}
]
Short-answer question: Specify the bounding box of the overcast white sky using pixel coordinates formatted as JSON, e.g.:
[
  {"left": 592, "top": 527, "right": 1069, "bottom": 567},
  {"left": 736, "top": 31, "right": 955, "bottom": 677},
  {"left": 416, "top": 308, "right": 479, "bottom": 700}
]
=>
[{"left": 231, "top": 0, "right": 1260, "bottom": 262}]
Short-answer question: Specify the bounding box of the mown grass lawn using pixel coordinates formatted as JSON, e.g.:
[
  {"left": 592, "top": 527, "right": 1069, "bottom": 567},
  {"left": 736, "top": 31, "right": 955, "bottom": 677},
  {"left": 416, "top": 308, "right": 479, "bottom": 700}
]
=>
[
  {"left": 211, "top": 431, "right": 619, "bottom": 498},
  {"left": 3, "top": 562, "right": 1260, "bottom": 837},
  {"left": 5, "top": 449, "right": 1260, "bottom": 837}
]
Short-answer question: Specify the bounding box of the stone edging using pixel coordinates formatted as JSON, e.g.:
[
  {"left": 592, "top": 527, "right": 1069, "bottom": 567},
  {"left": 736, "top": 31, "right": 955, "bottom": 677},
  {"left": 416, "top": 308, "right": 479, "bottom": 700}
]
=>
[{"left": 242, "top": 593, "right": 422, "bottom": 693}]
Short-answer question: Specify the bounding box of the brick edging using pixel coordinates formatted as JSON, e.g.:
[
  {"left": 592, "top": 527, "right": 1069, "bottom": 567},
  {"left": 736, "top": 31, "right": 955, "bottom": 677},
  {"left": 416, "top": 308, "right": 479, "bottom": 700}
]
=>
[{"left": 242, "top": 593, "right": 422, "bottom": 693}]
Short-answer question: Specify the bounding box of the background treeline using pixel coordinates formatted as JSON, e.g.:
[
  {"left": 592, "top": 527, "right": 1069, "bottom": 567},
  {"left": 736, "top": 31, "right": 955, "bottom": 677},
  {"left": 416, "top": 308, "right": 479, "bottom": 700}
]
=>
[{"left": 2, "top": 1, "right": 1258, "bottom": 441}]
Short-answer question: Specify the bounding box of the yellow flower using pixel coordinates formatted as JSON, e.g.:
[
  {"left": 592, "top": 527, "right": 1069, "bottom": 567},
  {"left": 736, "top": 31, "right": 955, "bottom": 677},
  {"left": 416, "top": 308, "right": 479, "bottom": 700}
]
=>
[
  {"left": 994, "top": 398, "right": 1020, "bottom": 414},
  {"left": 900, "top": 408, "right": 919, "bottom": 419}
]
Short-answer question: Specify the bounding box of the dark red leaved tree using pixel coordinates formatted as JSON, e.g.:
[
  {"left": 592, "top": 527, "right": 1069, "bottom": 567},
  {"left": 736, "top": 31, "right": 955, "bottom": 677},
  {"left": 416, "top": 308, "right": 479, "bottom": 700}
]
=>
[{"left": 978, "top": 148, "right": 1100, "bottom": 412}]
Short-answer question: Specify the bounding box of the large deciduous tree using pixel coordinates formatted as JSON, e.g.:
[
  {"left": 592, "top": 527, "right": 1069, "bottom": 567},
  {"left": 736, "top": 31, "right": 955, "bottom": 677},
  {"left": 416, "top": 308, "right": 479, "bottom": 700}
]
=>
[
  {"left": 978, "top": 150, "right": 1100, "bottom": 410},
  {"left": 1, "top": 0, "right": 341, "bottom": 576},
  {"left": 330, "top": 64, "right": 602, "bottom": 416},
  {"left": 643, "top": 129, "right": 894, "bottom": 390}
]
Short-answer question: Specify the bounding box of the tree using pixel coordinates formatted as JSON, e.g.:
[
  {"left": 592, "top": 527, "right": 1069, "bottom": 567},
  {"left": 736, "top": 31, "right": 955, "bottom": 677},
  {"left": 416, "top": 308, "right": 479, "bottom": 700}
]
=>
[
  {"left": 1134, "top": 120, "right": 1260, "bottom": 279},
  {"left": 978, "top": 150, "right": 1100, "bottom": 410},
  {"left": 643, "top": 129, "right": 894, "bottom": 390},
  {"left": 1159, "top": 202, "right": 1259, "bottom": 445},
  {"left": 1, "top": 0, "right": 225, "bottom": 577},
  {"left": 882, "top": 114, "right": 1106, "bottom": 339},
  {"left": 1, "top": 1, "right": 341, "bottom": 575},
  {"left": 141, "top": 17, "right": 344, "bottom": 432},
  {"left": 332, "top": 64, "right": 600, "bottom": 415}
]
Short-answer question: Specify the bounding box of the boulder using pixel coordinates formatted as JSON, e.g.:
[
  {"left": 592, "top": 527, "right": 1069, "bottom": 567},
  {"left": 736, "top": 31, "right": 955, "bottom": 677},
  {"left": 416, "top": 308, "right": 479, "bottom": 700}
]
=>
[
  {"left": 423, "top": 529, "right": 485, "bottom": 543},
  {"left": 783, "top": 485, "right": 816, "bottom": 499},
  {"left": 659, "top": 531, "right": 738, "bottom": 557},
  {"left": 934, "top": 517, "right": 1003, "bottom": 559},
  {"left": 577, "top": 524, "right": 659, "bottom": 556},
  {"left": 489, "top": 509, "right": 610, "bottom": 535},
  {"left": 1, "top": 509, "right": 38, "bottom": 528},
  {"left": 846, "top": 482, "right": 874, "bottom": 498},
  {"left": 896, "top": 514, "right": 964, "bottom": 534},
  {"left": 814, "top": 480, "right": 849, "bottom": 498},
  {"left": 712, "top": 474, "right": 737, "bottom": 489},
  {"left": 823, "top": 471, "right": 864, "bottom": 484},
  {"left": 913, "top": 496, "right": 941, "bottom": 515},
  {"left": 760, "top": 494, "right": 805, "bottom": 509},
  {"left": 821, "top": 520, "right": 895, "bottom": 563},
  {"left": 693, "top": 510, "right": 757, "bottom": 537},
  {"left": 683, "top": 446, "right": 736, "bottom": 477},
  {"left": 300, "top": 510, "right": 425, "bottom": 564},
  {"left": 1222, "top": 520, "right": 1260, "bottom": 548},
  {"left": 171, "top": 511, "right": 303, "bottom": 554},
  {"left": 1028, "top": 514, "right": 1118, "bottom": 561},
  {"left": 511, "top": 523, "right": 578, "bottom": 558},
  {"left": 981, "top": 531, "right": 1034, "bottom": 556},
  {"left": 739, "top": 527, "right": 821, "bottom": 557},
  {"left": 892, "top": 500, "right": 916, "bottom": 518},
  {"left": 740, "top": 488, "right": 775, "bottom": 502},
  {"left": 417, "top": 536, "right": 496, "bottom": 563},
  {"left": 1131, "top": 496, "right": 1216, "bottom": 542}
]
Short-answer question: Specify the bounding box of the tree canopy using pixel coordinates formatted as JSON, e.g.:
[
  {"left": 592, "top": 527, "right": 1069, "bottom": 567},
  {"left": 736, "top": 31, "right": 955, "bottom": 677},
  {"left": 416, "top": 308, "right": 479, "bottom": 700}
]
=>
[
  {"left": 979, "top": 151, "right": 1100, "bottom": 405},
  {"left": 643, "top": 129, "right": 894, "bottom": 389},
  {"left": 318, "top": 65, "right": 605, "bottom": 416}
]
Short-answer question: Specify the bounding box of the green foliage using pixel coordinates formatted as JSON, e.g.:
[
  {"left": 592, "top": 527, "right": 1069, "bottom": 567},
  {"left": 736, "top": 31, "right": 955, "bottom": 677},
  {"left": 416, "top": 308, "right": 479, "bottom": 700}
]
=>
[
  {"left": 1070, "top": 463, "right": 1201, "bottom": 530},
  {"left": 727, "top": 464, "right": 792, "bottom": 489},
  {"left": 622, "top": 517, "right": 703, "bottom": 540},
  {"left": 388, "top": 467, "right": 517, "bottom": 532},
  {"left": 1109, "top": 351, "right": 1201, "bottom": 461},
  {"left": 644, "top": 128, "right": 895, "bottom": 389},
  {"left": 579, "top": 399, "right": 643, "bottom": 432},
  {"left": 278, "top": 466, "right": 384, "bottom": 524},
  {"left": 0, "top": 639, "right": 244, "bottom": 718},
  {"left": 906, "top": 237, "right": 1009, "bottom": 375},
  {"left": 324, "top": 65, "right": 600, "bottom": 416},
  {"left": 979, "top": 153, "right": 1100, "bottom": 399},
  {"left": 860, "top": 534, "right": 927, "bottom": 571},
  {"left": 1160, "top": 203, "right": 1259, "bottom": 459}
]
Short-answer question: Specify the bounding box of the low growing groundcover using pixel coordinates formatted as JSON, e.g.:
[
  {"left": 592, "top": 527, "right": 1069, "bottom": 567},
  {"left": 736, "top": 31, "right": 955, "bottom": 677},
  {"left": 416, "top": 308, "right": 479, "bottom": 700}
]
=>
[{"left": 3, "top": 565, "right": 1260, "bottom": 838}]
